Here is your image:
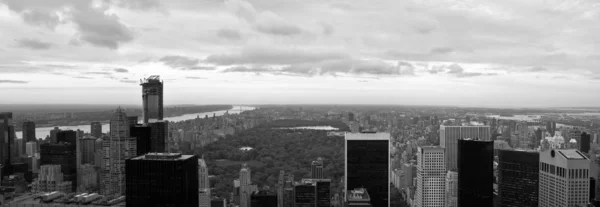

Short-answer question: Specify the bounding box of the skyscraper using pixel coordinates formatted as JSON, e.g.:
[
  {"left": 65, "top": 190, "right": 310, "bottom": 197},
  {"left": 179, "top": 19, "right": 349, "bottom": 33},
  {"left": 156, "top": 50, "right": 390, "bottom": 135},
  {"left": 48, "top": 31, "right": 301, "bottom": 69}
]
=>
[
  {"left": 295, "top": 183, "right": 317, "bottom": 206},
  {"left": 130, "top": 125, "right": 151, "bottom": 156},
  {"left": 126, "top": 153, "right": 198, "bottom": 207},
  {"left": 311, "top": 157, "right": 324, "bottom": 179},
  {"left": 278, "top": 170, "right": 285, "bottom": 207},
  {"left": 141, "top": 75, "right": 163, "bottom": 124},
  {"left": 50, "top": 127, "right": 61, "bottom": 143},
  {"left": 539, "top": 149, "right": 590, "bottom": 207},
  {"left": 26, "top": 141, "right": 37, "bottom": 157},
  {"left": 0, "top": 112, "right": 15, "bottom": 175},
  {"left": 440, "top": 125, "right": 491, "bottom": 170},
  {"left": 457, "top": 139, "right": 493, "bottom": 207},
  {"left": 345, "top": 132, "right": 389, "bottom": 207},
  {"left": 240, "top": 164, "right": 252, "bottom": 207},
  {"left": 31, "top": 165, "right": 73, "bottom": 193},
  {"left": 251, "top": 190, "right": 278, "bottom": 207},
  {"left": 498, "top": 149, "right": 539, "bottom": 207},
  {"left": 199, "top": 157, "right": 210, "bottom": 207},
  {"left": 148, "top": 121, "right": 167, "bottom": 153},
  {"left": 445, "top": 171, "right": 458, "bottom": 207},
  {"left": 100, "top": 108, "right": 137, "bottom": 196},
  {"left": 581, "top": 132, "right": 591, "bottom": 153},
  {"left": 414, "top": 146, "right": 446, "bottom": 207},
  {"left": 78, "top": 136, "right": 96, "bottom": 165},
  {"left": 22, "top": 121, "right": 36, "bottom": 155},
  {"left": 300, "top": 178, "right": 332, "bottom": 207},
  {"left": 283, "top": 173, "right": 295, "bottom": 207},
  {"left": 90, "top": 122, "right": 102, "bottom": 138},
  {"left": 40, "top": 142, "right": 76, "bottom": 191},
  {"left": 127, "top": 116, "right": 138, "bottom": 127}
]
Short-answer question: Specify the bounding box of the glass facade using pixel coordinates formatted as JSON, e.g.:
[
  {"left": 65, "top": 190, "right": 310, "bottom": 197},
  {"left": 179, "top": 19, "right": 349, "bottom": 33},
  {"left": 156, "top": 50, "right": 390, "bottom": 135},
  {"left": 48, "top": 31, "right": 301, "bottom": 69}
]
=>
[
  {"left": 457, "top": 139, "right": 493, "bottom": 207},
  {"left": 498, "top": 150, "right": 539, "bottom": 207},
  {"left": 131, "top": 125, "right": 151, "bottom": 156},
  {"left": 346, "top": 140, "right": 389, "bottom": 207}
]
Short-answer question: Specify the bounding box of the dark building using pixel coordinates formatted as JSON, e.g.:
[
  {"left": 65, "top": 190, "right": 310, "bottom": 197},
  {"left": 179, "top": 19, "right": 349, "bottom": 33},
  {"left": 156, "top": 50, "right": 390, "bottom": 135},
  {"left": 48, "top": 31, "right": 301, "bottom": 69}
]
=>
[
  {"left": 591, "top": 177, "right": 596, "bottom": 202},
  {"left": 131, "top": 125, "right": 151, "bottom": 156},
  {"left": 0, "top": 112, "right": 15, "bottom": 176},
  {"left": 581, "top": 132, "right": 591, "bottom": 153},
  {"left": 458, "top": 139, "right": 493, "bottom": 207},
  {"left": 211, "top": 199, "right": 226, "bottom": 207},
  {"left": 250, "top": 190, "right": 277, "bottom": 207},
  {"left": 301, "top": 179, "right": 331, "bottom": 207},
  {"left": 498, "top": 149, "right": 539, "bottom": 207},
  {"left": 22, "top": 121, "right": 36, "bottom": 149},
  {"left": 56, "top": 130, "right": 76, "bottom": 144},
  {"left": 127, "top": 116, "right": 138, "bottom": 127},
  {"left": 148, "top": 121, "right": 167, "bottom": 153},
  {"left": 90, "top": 122, "right": 102, "bottom": 138},
  {"left": 126, "top": 153, "right": 198, "bottom": 207},
  {"left": 345, "top": 133, "right": 389, "bottom": 207},
  {"left": 40, "top": 142, "right": 76, "bottom": 191},
  {"left": 141, "top": 75, "right": 163, "bottom": 124},
  {"left": 295, "top": 184, "right": 316, "bottom": 206},
  {"left": 311, "top": 157, "right": 324, "bottom": 179}
]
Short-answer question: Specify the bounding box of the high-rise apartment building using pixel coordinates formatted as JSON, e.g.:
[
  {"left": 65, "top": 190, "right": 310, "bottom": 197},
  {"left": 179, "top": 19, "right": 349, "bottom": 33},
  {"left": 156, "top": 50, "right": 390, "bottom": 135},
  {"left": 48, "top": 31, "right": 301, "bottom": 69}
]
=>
[
  {"left": 283, "top": 173, "right": 295, "bottom": 207},
  {"left": 40, "top": 142, "right": 76, "bottom": 191},
  {"left": 240, "top": 164, "right": 252, "bottom": 207},
  {"left": 148, "top": 121, "right": 167, "bottom": 153},
  {"left": 141, "top": 75, "right": 163, "bottom": 124},
  {"left": 126, "top": 153, "right": 198, "bottom": 207},
  {"left": 90, "top": 122, "right": 102, "bottom": 138},
  {"left": 100, "top": 108, "right": 137, "bottom": 196},
  {"left": 498, "top": 149, "right": 539, "bottom": 207},
  {"left": 31, "top": 165, "right": 72, "bottom": 193},
  {"left": 539, "top": 149, "right": 590, "bottom": 207},
  {"left": 311, "top": 157, "right": 324, "bottom": 179},
  {"left": 295, "top": 183, "right": 317, "bottom": 206},
  {"left": 78, "top": 136, "right": 96, "bottom": 165},
  {"left": 278, "top": 170, "right": 285, "bottom": 207},
  {"left": 50, "top": 127, "right": 61, "bottom": 143},
  {"left": 26, "top": 141, "right": 37, "bottom": 157},
  {"left": 457, "top": 139, "right": 493, "bottom": 207},
  {"left": 414, "top": 146, "right": 446, "bottom": 207},
  {"left": 345, "top": 132, "right": 389, "bottom": 207},
  {"left": 77, "top": 163, "right": 98, "bottom": 191},
  {"left": 300, "top": 178, "right": 331, "bottom": 207},
  {"left": 199, "top": 157, "right": 210, "bottom": 207},
  {"left": 445, "top": 171, "right": 458, "bottom": 207},
  {"left": 440, "top": 125, "right": 490, "bottom": 170},
  {"left": 199, "top": 188, "right": 211, "bottom": 207}
]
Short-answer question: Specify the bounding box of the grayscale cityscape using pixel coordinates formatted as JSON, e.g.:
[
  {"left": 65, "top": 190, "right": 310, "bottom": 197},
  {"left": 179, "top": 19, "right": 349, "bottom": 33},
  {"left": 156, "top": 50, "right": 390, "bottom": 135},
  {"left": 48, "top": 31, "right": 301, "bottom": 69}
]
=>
[{"left": 1, "top": 0, "right": 600, "bottom": 207}]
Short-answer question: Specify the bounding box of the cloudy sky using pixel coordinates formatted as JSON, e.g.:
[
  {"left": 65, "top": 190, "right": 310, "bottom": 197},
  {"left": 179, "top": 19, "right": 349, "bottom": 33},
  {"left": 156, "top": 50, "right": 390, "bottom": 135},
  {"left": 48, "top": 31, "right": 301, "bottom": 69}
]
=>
[{"left": 1, "top": 0, "right": 599, "bottom": 108}]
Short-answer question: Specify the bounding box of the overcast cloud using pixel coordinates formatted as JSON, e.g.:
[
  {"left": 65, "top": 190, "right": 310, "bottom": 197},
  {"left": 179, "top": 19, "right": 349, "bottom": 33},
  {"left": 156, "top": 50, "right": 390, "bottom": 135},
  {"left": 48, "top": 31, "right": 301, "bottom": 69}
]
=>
[{"left": 0, "top": 0, "right": 599, "bottom": 107}]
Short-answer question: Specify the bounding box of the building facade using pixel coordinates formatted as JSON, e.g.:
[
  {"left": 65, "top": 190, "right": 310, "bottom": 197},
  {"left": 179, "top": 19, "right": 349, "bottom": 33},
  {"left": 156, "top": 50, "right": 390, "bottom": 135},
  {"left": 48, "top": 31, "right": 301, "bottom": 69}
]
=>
[
  {"left": 31, "top": 165, "right": 72, "bottom": 193},
  {"left": 125, "top": 153, "right": 198, "bottom": 207},
  {"left": 22, "top": 121, "right": 36, "bottom": 155},
  {"left": 100, "top": 108, "right": 137, "bottom": 196},
  {"left": 199, "top": 158, "right": 210, "bottom": 207},
  {"left": 414, "top": 146, "right": 445, "bottom": 207},
  {"left": 141, "top": 75, "right": 163, "bottom": 124},
  {"left": 240, "top": 164, "right": 252, "bottom": 207},
  {"left": 440, "top": 125, "right": 490, "bottom": 170},
  {"left": 148, "top": 121, "right": 167, "bottom": 153},
  {"left": 539, "top": 149, "right": 590, "bottom": 207},
  {"left": 90, "top": 122, "right": 102, "bottom": 138},
  {"left": 445, "top": 171, "right": 457, "bottom": 207},
  {"left": 345, "top": 132, "right": 389, "bottom": 207},
  {"left": 311, "top": 157, "right": 324, "bottom": 179},
  {"left": 40, "top": 142, "right": 76, "bottom": 191},
  {"left": 498, "top": 149, "right": 539, "bottom": 207},
  {"left": 457, "top": 139, "right": 493, "bottom": 207},
  {"left": 130, "top": 125, "right": 151, "bottom": 156},
  {"left": 0, "top": 112, "right": 15, "bottom": 176}
]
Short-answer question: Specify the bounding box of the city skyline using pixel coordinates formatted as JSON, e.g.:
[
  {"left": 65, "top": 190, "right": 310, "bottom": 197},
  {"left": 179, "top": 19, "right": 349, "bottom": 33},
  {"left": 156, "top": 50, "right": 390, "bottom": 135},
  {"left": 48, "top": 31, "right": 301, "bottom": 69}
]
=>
[{"left": 1, "top": 0, "right": 600, "bottom": 107}]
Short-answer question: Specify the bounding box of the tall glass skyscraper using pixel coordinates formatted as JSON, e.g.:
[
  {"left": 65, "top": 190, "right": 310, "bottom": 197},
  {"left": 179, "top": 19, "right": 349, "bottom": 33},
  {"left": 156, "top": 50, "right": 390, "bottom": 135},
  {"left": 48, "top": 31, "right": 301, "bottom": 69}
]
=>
[
  {"left": 440, "top": 125, "right": 491, "bottom": 171},
  {"left": 457, "top": 139, "right": 493, "bottom": 207},
  {"left": 345, "top": 132, "right": 389, "bottom": 207},
  {"left": 141, "top": 76, "right": 163, "bottom": 124},
  {"left": 498, "top": 149, "right": 539, "bottom": 207}
]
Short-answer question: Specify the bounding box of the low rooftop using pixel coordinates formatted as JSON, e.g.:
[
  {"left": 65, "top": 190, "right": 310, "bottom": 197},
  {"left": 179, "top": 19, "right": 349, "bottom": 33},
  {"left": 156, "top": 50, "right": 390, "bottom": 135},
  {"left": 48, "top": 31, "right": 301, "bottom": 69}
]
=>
[{"left": 347, "top": 188, "right": 370, "bottom": 201}]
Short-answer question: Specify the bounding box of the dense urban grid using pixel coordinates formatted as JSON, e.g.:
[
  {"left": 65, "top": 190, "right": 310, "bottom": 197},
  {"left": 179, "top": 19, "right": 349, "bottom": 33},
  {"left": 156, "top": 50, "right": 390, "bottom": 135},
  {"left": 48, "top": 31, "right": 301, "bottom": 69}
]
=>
[{"left": 2, "top": 76, "right": 600, "bottom": 207}]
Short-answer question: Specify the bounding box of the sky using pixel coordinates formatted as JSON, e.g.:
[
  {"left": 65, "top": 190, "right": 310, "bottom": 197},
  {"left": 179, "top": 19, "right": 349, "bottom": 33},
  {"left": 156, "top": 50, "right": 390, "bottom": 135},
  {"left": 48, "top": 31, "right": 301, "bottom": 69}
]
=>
[{"left": 0, "top": 0, "right": 599, "bottom": 108}]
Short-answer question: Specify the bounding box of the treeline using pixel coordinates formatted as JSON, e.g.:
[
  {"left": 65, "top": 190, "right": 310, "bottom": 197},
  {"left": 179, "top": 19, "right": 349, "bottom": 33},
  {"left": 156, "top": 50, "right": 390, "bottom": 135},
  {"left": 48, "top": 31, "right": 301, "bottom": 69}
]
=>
[
  {"left": 257, "top": 119, "right": 350, "bottom": 131},
  {"left": 201, "top": 127, "right": 345, "bottom": 198}
]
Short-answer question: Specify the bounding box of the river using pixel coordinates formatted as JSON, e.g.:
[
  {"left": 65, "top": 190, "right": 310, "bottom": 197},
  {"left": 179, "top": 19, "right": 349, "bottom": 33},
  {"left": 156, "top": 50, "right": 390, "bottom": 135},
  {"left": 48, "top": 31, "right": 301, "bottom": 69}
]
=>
[{"left": 15, "top": 106, "right": 255, "bottom": 139}]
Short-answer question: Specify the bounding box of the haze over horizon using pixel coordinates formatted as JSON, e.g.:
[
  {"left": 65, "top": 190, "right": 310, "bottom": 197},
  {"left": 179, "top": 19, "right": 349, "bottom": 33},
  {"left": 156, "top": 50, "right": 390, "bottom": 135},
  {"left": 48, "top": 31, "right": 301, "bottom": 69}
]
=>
[{"left": 1, "top": 0, "right": 599, "bottom": 108}]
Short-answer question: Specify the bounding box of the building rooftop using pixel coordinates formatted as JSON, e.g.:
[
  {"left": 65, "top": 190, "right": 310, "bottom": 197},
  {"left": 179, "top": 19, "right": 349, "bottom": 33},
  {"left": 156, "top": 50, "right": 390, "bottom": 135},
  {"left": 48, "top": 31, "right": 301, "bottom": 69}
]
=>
[
  {"left": 6, "top": 192, "right": 124, "bottom": 206},
  {"left": 557, "top": 149, "right": 587, "bottom": 160},
  {"left": 131, "top": 153, "right": 194, "bottom": 160},
  {"left": 347, "top": 188, "right": 370, "bottom": 201},
  {"left": 345, "top": 132, "right": 390, "bottom": 140}
]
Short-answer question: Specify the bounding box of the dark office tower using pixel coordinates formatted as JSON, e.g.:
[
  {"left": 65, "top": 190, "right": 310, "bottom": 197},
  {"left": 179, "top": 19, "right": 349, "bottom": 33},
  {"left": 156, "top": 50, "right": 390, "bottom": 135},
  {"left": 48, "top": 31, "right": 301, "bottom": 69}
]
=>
[
  {"left": 345, "top": 132, "right": 390, "bottom": 207},
  {"left": 90, "top": 122, "right": 102, "bottom": 138},
  {"left": 457, "top": 139, "right": 493, "bottom": 207},
  {"left": 126, "top": 153, "right": 198, "bottom": 207},
  {"left": 295, "top": 183, "right": 316, "bottom": 206},
  {"left": 0, "top": 112, "right": 14, "bottom": 176},
  {"left": 250, "top": 190, "right": 278, "bottom": 207},
  {"left": 130, "top": 125, "right": 151, "bottom": 156},
  {"left": 581, "top": 132, "right": 591, "bottom": 153},
  {"left": 498, "top": 150, "right": 539, "bottom": 207},
  {"left": 141, "top": 75, "right": 163, "bottom": 124},
  {"left": 301, "top": 178, "right": 332, "bottom": 207},
  {"left": 40, "top": 142, "right": 77, "bottom": 191},
  {"left": 311, "top": 157, "right": 324, "bottom": 179},
  {"left": 347, "top": 112, "right": 355, "bottom": 122},
  {"left": 78, "top": 137, "right": 96, "bottom": 165},
  {"left": 127, "top": 116, "right": 138, "bottom": 127},
  {"left": 22, "top": 121, "right": 36, "bottom": 144},
  {"left": 56, "top": 130, "right": 76, "bottom": 144},
  {"left": 148, "top": 121, "right": 167, "bottom": 153}
]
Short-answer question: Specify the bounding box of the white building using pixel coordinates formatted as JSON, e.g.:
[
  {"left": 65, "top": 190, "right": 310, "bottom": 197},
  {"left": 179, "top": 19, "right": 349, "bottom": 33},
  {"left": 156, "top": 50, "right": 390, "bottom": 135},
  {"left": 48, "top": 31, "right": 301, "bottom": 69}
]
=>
[
  {"left": 440, "top": 125, "right": 490, "bottom": 170},
  {"left": 414, "top": 146, "right": 446, "bottom": 207},
  {"left": 239, "top": 164, "right": 251, "bottom": 207},
  {"left": 199, "top": 158, "right": 210, "bottom": 207},
  {"left": 25, "top": 141, "right": 37, "bottom": 157},
  {"left": 199, "top": 188, "right": 210, "bottom": 207},
  {"left": 31, "top": 165, "right": 72, "bottom": 193},
  {"left": 445, "top": 171, "right": 458, "bottom": 207},
  {"left": 539, "top": 149, "right": 590, "bottom": 207},
  {"left": 99, "top": 108, "right": 137, "bottom": 196}
]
